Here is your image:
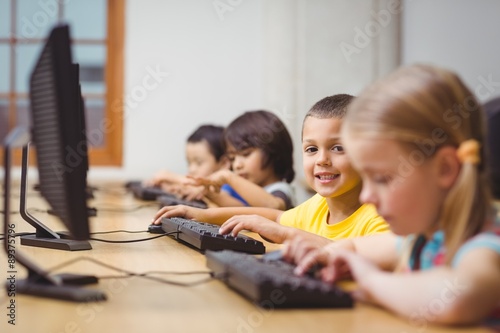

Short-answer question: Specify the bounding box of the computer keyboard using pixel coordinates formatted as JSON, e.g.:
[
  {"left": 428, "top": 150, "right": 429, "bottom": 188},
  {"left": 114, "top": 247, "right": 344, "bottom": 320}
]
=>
[
  {"left": 160, "top": 217, "right": 265, "bottom": 254},
  {"left": 126, "top": 181, "right": 168, "bottom": 201},
  {"left": 157, "top": 194, "right": 207, "bottom": 209},
  {"left": 206, "top": 250, "right": 353, "bottom": 308},
  {"left": 126, "top": 181, "right": 208, "bottom": 208}
]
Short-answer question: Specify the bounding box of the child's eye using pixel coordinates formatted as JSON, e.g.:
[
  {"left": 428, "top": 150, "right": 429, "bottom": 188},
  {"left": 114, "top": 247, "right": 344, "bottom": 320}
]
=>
[
  {"left": 239, "top": 148, "right": 254, "bottom": 157},
  {"left": 332, "top": 145, "right": 344, "bottom": 152},
  {"left": 372, "top": 174, "right": 392, "bottom": 184},
  {"left": 304, "top": 146, "right": 318, "bottom": 153}
]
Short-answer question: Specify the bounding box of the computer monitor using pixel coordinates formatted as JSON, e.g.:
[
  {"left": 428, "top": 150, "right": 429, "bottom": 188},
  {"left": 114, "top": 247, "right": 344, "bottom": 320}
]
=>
[
  {"left": 484, "top": 97, "right": 500, "bottom": 199},
  {"left": 2, "top": 23, "right": 106, "bottom": 301},
  {"left": 71, "top": 62, "right": 93, "bottom": 193},
  {"left": 18, "top": 25, "right": 91, "bottom": 250}
]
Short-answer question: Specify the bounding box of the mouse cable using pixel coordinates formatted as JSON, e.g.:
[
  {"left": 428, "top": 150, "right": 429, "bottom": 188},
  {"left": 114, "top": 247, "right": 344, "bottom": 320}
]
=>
[
  {"left": 44, "top": 256, "right": 216, "bottom": 287},
  {"left": 89, "top": 231, "right": 179, "bottom": 243},
  {"left": 0, "top": 229, "right": 150, "bottom": 241},
  {"left": 90, "top": 229, "right": 148, "bottom": 235},
  {"left": 0, "top": 231, "right": 36, "bottom": 241}
]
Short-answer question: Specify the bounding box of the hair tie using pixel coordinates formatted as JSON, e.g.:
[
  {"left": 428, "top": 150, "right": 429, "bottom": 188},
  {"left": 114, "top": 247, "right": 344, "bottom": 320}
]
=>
[{"left": 457, "top": 139, "right": 480, "bottom": 165}]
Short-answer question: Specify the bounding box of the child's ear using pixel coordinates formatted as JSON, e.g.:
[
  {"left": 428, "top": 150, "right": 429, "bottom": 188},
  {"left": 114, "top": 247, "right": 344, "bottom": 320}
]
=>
[{"left": 433, "top": 146, "right": 461, "bottom": 189}]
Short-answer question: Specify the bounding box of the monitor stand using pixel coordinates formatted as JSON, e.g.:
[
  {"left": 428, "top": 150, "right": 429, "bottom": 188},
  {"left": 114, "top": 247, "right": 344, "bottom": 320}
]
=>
[
  {"left": 3, "top": 127, "right": 106, "bottom": 302},
  {"left": 18, "top": 143, "right": 91, "bottom": 251}
]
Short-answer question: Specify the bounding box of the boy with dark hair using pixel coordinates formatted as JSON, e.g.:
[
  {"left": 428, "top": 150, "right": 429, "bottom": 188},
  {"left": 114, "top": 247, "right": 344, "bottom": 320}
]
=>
[{"left": 152, "top": 94, "right": 388, "bottom": 244}]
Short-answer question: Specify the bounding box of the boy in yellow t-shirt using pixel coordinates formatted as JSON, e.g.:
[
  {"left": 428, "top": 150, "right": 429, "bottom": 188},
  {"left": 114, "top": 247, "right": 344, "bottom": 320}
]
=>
[
  {"left": 279, "top": 194, "right": 384, "bottom": 240},
  {"left": 152, "top": 94, "right": 388, "bottom": 245}
]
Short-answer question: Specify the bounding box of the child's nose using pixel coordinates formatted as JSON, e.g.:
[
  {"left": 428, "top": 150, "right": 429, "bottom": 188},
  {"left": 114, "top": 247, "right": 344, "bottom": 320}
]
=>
[
  {"left": 360, "top": 184, "right": 378, "bottom": 206},
  {"left": 187, "top": 164, "right": 197, "bottom": 176},
  {"left": 316, "top": 150, "right": 331, "bottom": 166},
  {"left": 232, "top": 156, "right": 244, "bottom": 170}
]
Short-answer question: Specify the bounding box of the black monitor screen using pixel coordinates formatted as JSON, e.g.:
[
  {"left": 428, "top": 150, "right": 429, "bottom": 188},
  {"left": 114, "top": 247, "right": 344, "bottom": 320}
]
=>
[{"left": 29, "top": 24, "right": 89, "bottom": 240}]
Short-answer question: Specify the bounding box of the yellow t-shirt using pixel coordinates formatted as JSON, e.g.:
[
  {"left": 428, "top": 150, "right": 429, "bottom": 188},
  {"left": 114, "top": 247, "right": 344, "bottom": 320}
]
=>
[{"left": 279, "top": 193, "right": 388, "bottom": 240}]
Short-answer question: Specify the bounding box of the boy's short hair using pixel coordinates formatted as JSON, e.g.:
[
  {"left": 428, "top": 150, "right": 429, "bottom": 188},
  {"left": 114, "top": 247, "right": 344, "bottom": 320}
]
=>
[
  {"left": 225, "top": 110, "right": 295, "bottom": 183},
  {"left": 187, "top": 124, "right": 226, "bottom": 162},
  {"left": 302, "top": 94, "right": 354, "bottom": 138},
  {"left": 306, "top": 94, "right": 354, "bottom": 119}
]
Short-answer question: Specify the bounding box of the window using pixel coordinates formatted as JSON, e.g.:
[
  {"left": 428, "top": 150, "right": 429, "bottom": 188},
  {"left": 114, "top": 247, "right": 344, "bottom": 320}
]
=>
[{"left": 0, "top": 0, "right": 124, "bottom": 165}]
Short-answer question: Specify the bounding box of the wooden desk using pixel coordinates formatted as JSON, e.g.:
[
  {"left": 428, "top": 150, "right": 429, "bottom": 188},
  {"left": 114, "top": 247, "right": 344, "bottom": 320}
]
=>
[{"left": 0, "top": 183, "right": 494, "bottom": 333}]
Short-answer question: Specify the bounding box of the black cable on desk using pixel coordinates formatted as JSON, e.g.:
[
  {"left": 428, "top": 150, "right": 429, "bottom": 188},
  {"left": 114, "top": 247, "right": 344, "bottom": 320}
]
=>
[
  {"left": 91, "top": 203, "right": 158, "bottom": 213},
  {"left": 89, "top": 230, "right": 178, "bottom": 243},
  {"left": 0, "top": 231, "right": 36, "bottom": 241},
  {"left": 45, "top": 256, "right": 216, "bottom": 287},
  {"left": 0, "top": 229, "right": 155, "bottom": 241},
  {"left": 91, "top": 229, "right": 148, "bottom": 235}
]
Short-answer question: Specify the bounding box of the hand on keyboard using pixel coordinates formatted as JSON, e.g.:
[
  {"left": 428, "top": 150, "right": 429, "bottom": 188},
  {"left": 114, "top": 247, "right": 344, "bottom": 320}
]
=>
[
  {"left": 219, "top": 214, "right": 293, "bottom": 244},
  {"left": 160, "top": 217, "right": 265, "bottom": 254},
  {"left": 206, "top": 250, "right": 353, "bottom": 308},
  {"left": 152, "top": 204, "right": 205, "bottom": 225}
]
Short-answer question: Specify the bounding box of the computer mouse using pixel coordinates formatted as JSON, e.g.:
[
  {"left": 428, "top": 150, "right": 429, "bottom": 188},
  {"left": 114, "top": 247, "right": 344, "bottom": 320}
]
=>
[{"left": 148, "top": 224, "right": 164, "bottom": 234}]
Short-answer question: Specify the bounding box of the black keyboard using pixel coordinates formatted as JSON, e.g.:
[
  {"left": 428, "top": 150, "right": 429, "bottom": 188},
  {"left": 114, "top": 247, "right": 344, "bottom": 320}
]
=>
[
  {"left": 157, "top": 194, "right": 207, "bottom": 209},
  {"left": 127, "top": 181, "right": 208, "bottom": 208},
  {"left": 206, "top": 250, "right": 353, "bottom": 308},
  {"left": 126, "top": 181, "right": 169, "bottom": 201},
  {"left": 160, "top": 217, "right": 265, "bottom": 254}
]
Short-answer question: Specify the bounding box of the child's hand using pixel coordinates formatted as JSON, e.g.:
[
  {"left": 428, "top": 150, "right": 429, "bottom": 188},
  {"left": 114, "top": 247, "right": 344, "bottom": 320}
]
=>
[
  {"left": 176, "top": 183, "right": 207, "bottom": 201},
  {"left": 185, "top": 177, "right": 221, "bottom": 193},
  {"left": 295, "top": 247, "right": 380, "bottom": 301},
  {"left": 152, "top": 205, "right": 204, "bottom": 225},
  {"left": 186, "top": 170, "right": 232, "bottom": 193},
  {"left": 149, "top": 170, "right": 185, "bottom": 187},
  {"left": 219, "top": 215, "right": 291, "bottom": 243},
  {"left": 183, "top": 187, "right": 206, "bottom": 201},
  {"left": 160, "top": 182, "right": 183, "bottom": 195},
  {"left": 282, "top": 234, "right": 332, "bottom": 264}
]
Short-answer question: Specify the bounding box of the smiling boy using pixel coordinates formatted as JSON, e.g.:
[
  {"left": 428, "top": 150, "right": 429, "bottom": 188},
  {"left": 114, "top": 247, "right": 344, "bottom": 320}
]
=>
[{"left": 152, "top": 95, "right": 388, "bottom": 244}]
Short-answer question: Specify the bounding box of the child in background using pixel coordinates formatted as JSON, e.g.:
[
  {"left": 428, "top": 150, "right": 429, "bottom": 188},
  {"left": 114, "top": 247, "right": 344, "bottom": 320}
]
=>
[
  {"left": 287, "top": 65, "right": 500, "bottom": 327},
  {"left": 147, "top": 124, "right": 247, "bottom": 207},
  {"left": 152, "top": 95, "right": 388, "bottom": 245},
  {"left": 186, "top": 110, "right": 296, "bottom": 210}
]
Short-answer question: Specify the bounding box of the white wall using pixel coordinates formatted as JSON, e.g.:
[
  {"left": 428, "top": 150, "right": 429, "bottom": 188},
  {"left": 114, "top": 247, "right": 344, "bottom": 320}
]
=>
[
  {"left": 4, "top": 1, "right": 499, "bottom": 206},
  {"left": 402, "top": 0, "right": 500, "bottom": 102},
  {"left": 104, "top": 0, "right": 264, "bottom": 179},
  {"left": 90, "top": 0, "right": 401, "bottom": 203}
]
